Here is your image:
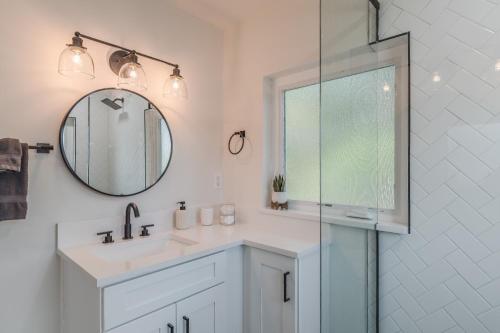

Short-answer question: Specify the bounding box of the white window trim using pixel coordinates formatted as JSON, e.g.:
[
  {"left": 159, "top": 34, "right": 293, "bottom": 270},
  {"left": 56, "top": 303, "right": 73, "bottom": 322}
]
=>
[{"left": 269, "top": 54, "right": 409, "bottom": 232}]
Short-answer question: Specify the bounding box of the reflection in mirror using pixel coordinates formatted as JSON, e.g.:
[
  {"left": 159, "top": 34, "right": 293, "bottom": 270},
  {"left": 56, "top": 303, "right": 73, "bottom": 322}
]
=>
[
  {"left": 60, "top": 88, "right": 173, "bottom": 196},
  {"left": 62, "top": 117, "right": 76, "bottom": 170}
]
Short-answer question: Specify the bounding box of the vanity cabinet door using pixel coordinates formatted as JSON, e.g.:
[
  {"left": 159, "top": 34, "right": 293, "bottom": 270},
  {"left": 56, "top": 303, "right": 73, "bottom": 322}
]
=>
[
  {"left": 106, "top": 304, "right": 176, "bottom": 333},
  {"left": 245, "top": 248, "right": 297, "bottom": 333},
  {"left": 176, "top": 285, "right": 226, "bottom": 333}
]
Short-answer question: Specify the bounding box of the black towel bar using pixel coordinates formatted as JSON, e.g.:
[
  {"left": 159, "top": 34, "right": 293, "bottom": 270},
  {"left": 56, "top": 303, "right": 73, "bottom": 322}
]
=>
[{"left": 28, "top": 143, "right": 54, "bottom": 154}]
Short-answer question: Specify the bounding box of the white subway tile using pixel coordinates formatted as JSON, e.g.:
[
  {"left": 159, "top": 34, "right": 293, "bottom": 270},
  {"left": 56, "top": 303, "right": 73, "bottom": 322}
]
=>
[
  {"left": 418, "top": 210, "right": 457, "bottom": 241},
  {"left": 418, "top": 234, "right": 457, "bottom": 265},
  {"left": 418, "top": 185, "right": 457, "bottom": 216},
  {"left": 479, "top": 252, "right": 500, "bottom": 279},
  {"left": 392, "top": 286, "right": 427, "bottom": 320},
  {"left": 446, "top": 275, "right": 492, "bottom": 315},
  {"left": 479, "top": 168, "right": 500, "bottom": 197},
  {"left": 447, "top": 147, "right": 491, "bottom": 182},
  {"left": 418, "top": 135, "right": 458, "bottom": 168},
  {"left": 479, "top": 306, "right": 500, "bottom": 333},
  {"left": 445, "top": 301, "right": 489, "bottom": 333},
  {"left": 479, "top": 223, "right": 500, "bottom": 253},
  {"left": 417, "top": 260, "right": 456, "bottom": 289},
  {"left": 446, "top": 172, "right": 492, "bottom": 209},
  {"left": 448, "top": 43, "right": 491, "bottom": 77},
  {"left": 418, "top": 285, "right": 456, "bottom": 313},
  {"left": 447, "top": 95, "right": 492, "bottom": 126},
  {"left": 446, "top": 224, "right": 491, "bottom": 261},
  {"left": 449, "top": 17, "right": 494, "bottom": 49},
  {"left": 478, "top": 278, "right": 500, "bottom": 306},
  {"left": 419, "top": 111, "right": 459, "bottom": 143},
  {"left": 394, "top": 12, "right": 429, "bottom": 39},
  {"left": 448, "top": 121, "right": 493, "bottom": 156},
  {"left": 419, "top": 85, "right": 458, "bottom": 120},
  {"left": 417, "top": 309, "right": 456, "bottom": 332},
  {"left": 449, "top": 71, "right": 494, "bottom": 106},
  {"left": 446, "top": 250, "right": 491, "bottom": 288},
  {"left": 448, "top": 0, "right": 494, "bottom": 23},
  {"left": 446, "top": 198, "right": 492, "bottom": 235},
  {"left": 420, "top": 0, "right": 452, "bottom": 24}
]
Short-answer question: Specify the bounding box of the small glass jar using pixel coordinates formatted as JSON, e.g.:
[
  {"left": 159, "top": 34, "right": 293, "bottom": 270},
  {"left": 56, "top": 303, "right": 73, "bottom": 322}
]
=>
[{"left": 220, "top": 204, "right": 235, "bottom": 226}]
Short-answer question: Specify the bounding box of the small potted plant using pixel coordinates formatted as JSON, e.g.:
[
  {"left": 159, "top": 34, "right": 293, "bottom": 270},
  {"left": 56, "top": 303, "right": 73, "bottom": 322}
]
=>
[{"left": 271, "top": 174, "right": 288, "bottom": 210}]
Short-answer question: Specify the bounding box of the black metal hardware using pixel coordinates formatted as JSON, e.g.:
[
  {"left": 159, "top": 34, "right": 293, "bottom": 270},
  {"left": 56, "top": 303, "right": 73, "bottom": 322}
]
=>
[
  {"left": 28, "top": 143, "right": 54, "bottom": 154},
  {"left": 183, "top": 316, "right": 190, "bottom": 333},
  {"left": 96, "top": 231, "right": 114, "bottom": 244},
  {"left": 140, "top": 224, "right": 154, "bottom": 237},
  {"left": 124, "top": 203, "right": 140, "bottom": 240},
  {"left": 284, "top": 271, "right": 290, "bottom": 303},
  {"left": 167, "top": 323, "right": 174, "bottom": 333},
  {"left": 228, "top": 130, "right": 246, "bottom": 155},
  {"left": 74, "top": 32, "right": 179, "bottom": 69}
]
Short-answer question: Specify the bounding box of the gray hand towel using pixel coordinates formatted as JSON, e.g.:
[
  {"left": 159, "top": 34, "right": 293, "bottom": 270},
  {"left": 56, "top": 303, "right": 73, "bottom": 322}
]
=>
[
  {"left": 0, "top": 143, "right": 28, "bottom": 221},
  {"left": 0, "top": 138, "right": 22, "bottom": 172}
]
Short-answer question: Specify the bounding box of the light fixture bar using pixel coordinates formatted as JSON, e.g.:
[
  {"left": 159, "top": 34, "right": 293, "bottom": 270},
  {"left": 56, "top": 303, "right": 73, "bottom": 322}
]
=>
[{"left": 74, "top": 31, "right": 179, "bottom": 68}]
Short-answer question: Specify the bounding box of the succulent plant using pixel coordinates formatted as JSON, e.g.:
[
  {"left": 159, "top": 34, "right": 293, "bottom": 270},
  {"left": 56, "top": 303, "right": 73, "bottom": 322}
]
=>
[{"left": 272, "top": 174, "right": 286, "bottom": 192}]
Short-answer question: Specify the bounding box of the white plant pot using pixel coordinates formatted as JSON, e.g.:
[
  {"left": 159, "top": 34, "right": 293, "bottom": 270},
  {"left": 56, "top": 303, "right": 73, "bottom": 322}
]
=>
[{"left": 272, "top": 191, "right": 287, "bottom": 204}]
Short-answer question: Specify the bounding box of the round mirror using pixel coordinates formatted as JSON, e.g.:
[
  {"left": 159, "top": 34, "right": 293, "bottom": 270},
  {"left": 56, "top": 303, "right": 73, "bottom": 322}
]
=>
[{"left": 60, "top": 88, "right": 173, "bottom": 196}]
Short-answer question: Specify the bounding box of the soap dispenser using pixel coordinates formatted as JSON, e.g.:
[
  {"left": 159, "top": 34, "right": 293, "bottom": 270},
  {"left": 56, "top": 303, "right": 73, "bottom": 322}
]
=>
[{"left": 175, "top": 201, "right": 190, "bottom": 230}]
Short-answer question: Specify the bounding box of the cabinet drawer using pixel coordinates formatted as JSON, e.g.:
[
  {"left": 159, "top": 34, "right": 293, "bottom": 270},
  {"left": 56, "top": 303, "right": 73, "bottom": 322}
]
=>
[{"left": 103, "top": 252, "right": 227, "bottom": 331}]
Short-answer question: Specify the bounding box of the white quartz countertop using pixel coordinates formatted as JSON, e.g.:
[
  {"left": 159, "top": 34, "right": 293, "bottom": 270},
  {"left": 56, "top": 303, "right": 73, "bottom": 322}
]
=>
[{"left": 58, "top": 223, "right": 319, "bottom": 287}]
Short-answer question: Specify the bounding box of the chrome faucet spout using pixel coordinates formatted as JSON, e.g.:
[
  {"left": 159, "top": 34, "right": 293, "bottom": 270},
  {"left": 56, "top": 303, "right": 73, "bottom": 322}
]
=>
[{"left": 124, "top": 203, "right": 140, "bottom": 240}]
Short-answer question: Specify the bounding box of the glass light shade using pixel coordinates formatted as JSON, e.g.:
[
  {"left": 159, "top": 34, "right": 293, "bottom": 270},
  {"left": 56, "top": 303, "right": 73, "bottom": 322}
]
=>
[
  {"left": 117, "top": 61, "right": 147, "bottom": 91},
  {"left": 58, "top": 45, "right": 95, "bottom": 79},
  {"left": 163, "top": 73, "right": 188, "bottom": 99}
]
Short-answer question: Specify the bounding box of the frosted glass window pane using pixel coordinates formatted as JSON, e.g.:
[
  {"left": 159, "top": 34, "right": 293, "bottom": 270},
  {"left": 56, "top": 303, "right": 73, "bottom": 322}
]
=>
[
  {"left": 284, "top": 84, "right": 320, "bottom": 202},
  {"left": 284, "top": 65, "right": 395, "bottom": 209},
  {"left": 321, "top": 65, "right": 395, "bottom": 209}
]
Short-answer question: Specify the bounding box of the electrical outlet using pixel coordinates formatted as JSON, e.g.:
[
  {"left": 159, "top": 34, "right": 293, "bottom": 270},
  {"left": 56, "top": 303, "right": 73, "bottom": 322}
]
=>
[{"left": 214, "top": 174, "right": 223, "bottom": 189}]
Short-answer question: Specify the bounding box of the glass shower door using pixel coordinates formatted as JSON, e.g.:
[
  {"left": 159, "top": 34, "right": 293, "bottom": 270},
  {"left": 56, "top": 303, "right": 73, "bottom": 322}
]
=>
[{"left": 320, "top": 0, "right": 383, "bottom": 332}]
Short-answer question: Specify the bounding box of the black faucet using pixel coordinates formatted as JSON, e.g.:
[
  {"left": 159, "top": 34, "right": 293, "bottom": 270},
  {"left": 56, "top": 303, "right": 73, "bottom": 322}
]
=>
[{"left": 124, "top": 203, "right": 140, "bottom": 240}]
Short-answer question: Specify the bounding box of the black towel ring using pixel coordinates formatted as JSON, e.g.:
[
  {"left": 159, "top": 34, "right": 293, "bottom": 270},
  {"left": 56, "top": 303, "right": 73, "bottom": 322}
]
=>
[{"left": 228, "top": 130, "right": 246, "bottom": 155}]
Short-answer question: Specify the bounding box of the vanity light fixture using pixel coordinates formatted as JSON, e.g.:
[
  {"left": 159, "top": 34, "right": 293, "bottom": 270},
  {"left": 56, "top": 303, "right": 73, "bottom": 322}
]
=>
[
  {"left": 58, "top": 32, "right": 188, "bottom": 98},
  {"left": 163, "top": 67, "right": 188, "bottom": 99},
  {"left": 117, "top": 51, "right": 147, "bottom": 91},
  {"left": 58, "top": 35, "right": 95, "bottom": 79}
]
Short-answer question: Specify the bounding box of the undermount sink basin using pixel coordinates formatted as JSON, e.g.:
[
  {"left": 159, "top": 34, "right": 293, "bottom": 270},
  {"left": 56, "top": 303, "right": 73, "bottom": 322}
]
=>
[{"left": 90, "top": 234, "right": 197, "bottom": 263}]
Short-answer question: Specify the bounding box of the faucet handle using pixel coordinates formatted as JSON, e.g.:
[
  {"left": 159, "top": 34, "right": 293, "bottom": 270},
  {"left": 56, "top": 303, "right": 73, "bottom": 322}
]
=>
[
  {"left": 97, "top": 231, "right": 114, "bottom": 244},
  {"left": 140, "top": 224, "right": 155, "bottom": 237}
]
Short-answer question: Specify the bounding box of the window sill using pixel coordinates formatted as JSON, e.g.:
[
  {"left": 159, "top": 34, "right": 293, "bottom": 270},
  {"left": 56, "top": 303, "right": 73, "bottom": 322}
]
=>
[{"left": 259, "top": 208, "right": 409, "bottom": 235}]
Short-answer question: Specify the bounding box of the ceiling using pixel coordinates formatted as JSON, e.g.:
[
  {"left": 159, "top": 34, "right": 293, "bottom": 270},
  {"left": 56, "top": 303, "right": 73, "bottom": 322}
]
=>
[{"left": 175, "top": 0, "right": 315, "bottom": 27}]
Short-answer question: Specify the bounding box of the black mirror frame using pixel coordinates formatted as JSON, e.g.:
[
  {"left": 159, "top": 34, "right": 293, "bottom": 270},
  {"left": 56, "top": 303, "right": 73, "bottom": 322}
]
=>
[{"left": 59, "top": 88, "right": 173, "bottom": 197}]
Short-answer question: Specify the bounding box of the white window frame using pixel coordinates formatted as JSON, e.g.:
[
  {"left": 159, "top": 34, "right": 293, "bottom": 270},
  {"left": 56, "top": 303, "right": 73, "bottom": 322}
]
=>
[
  {"left": 272, "top": 67, "right": 320, "bottom": 214},
  {"left": 273, "top": 55, "right": 408, "bottom": 228}
]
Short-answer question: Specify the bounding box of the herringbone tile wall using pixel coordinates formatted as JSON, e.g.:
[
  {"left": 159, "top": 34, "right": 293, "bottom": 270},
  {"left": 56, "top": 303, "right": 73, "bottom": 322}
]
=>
[{"left": 378, "top": 0, "right": 500, "bottom": 332}]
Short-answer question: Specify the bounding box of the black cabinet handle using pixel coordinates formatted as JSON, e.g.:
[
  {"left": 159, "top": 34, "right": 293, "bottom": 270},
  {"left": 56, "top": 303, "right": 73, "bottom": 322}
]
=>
[
  {"left": 284, "top": 271, "right": 290, "bottom": 303},
  {"left": 167, "top": 323, "right": 174, "bottom": 333},
  {"left": 183, "top": 316, "right": 190, "bottom": 333}
]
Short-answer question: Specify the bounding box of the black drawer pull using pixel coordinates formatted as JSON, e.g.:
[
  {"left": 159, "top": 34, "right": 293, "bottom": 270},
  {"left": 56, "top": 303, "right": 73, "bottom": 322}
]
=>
[
  {"left": 284, "top": 271, "right": 291, "bottom": 303},
  {"left": 167, "top": 323, "right": 174, "bottom": 333},
  {"left": 183, "top": 316, "right": 190, "bottom": 333}
]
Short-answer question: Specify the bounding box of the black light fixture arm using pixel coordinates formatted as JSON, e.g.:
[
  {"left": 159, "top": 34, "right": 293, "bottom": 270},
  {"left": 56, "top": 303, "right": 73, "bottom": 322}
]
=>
[{"left": 74, "top": 32, "right": 179, "bottom": 68}]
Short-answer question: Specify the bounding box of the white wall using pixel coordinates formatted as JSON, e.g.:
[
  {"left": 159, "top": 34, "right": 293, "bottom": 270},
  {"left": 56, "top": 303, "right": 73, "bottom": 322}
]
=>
[
  {"left": 378, "top": 0, "right": 500, "bottom": 332},
  {"left": 221, "top": 3, "right": 319, "bottom": 224},
  {"left": 0, "top": 1, "right": 224, "bottom": 332}
]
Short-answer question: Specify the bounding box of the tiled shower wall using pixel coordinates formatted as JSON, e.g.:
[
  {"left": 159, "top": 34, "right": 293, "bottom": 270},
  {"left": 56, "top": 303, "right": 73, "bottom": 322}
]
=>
[{"left": 379, "top": 0, "right": 500, "bottom": 332}]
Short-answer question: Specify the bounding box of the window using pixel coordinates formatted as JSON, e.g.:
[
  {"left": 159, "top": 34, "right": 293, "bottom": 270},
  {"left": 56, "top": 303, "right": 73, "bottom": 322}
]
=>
[{"left": 282, "top": 65, "right": 397, "bottom": 211}]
